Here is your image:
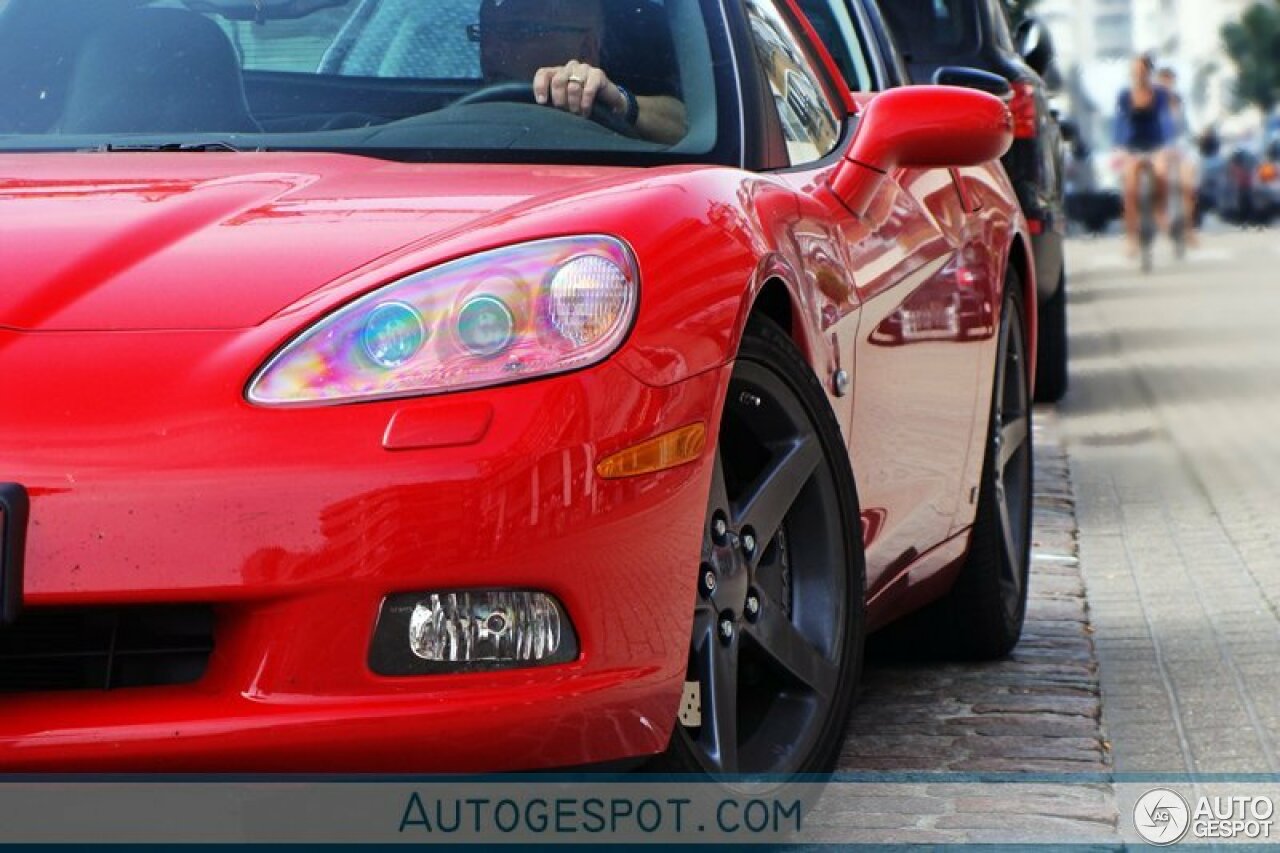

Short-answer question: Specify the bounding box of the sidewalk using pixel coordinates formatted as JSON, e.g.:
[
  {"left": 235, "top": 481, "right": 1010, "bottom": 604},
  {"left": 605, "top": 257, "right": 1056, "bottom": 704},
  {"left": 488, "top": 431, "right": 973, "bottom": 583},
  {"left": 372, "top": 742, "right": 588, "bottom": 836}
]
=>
[
  {"left": 1060, "top": 230, "right": 1280, "bottom": 775},
  {"left": 826, "top": 410, "right": 1120, "bottom": 844}
]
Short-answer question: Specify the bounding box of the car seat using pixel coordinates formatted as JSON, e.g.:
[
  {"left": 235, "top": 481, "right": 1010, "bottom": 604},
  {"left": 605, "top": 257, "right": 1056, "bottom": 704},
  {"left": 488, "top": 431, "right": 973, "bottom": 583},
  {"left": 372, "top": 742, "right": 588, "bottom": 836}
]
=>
[{"left": 60, "top": 6, "right": 259, "bottom": 134}]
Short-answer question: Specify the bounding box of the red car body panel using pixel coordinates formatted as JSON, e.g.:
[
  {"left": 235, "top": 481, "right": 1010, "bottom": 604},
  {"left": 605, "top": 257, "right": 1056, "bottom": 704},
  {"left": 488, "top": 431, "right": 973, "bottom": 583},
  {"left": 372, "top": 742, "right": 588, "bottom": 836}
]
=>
[{"left": 0, "top": 82, "right": 1031, "bottom": 768}]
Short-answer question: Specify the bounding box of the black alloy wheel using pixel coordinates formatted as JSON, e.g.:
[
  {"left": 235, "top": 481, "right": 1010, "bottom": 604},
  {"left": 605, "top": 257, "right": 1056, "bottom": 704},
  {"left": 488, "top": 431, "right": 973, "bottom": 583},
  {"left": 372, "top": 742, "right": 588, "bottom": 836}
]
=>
[
  {"left": 917, "top": 275, "right": 1033, "bottom": 660},
  {"left": 989, "top": 286, "right": 1034, "bottom": 633},
  {"left": 657, "top": 316, "right": 864, "bottom": 777}
]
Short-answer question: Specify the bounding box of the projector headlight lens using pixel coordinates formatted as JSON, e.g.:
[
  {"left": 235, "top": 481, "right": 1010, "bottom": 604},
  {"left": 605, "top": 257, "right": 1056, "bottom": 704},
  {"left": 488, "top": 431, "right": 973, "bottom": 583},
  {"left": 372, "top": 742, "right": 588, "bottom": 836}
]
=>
[{"left": 361, "top": 301, "right": 427, "bottom": 368}]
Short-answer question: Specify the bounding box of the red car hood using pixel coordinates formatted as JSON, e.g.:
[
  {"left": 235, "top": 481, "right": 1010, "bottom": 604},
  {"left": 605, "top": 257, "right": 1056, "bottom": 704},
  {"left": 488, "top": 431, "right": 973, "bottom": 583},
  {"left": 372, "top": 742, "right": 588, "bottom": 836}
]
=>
[{"left": 0, "top": 153, "right": 633, "bottom": 331}]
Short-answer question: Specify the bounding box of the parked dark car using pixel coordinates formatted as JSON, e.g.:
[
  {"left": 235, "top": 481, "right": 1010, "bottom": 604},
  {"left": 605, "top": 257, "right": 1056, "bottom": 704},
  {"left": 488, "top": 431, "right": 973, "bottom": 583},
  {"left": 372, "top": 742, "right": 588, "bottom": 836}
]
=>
[
  {"left": 1061, "top": 122, "right": 1123, "bottom": 235},
  {"left": 872, "top": 0, "right": 1069, "bottom": 402},
  {"left": 1216, "top": 143, "right": 1279, "bottom": 227}
]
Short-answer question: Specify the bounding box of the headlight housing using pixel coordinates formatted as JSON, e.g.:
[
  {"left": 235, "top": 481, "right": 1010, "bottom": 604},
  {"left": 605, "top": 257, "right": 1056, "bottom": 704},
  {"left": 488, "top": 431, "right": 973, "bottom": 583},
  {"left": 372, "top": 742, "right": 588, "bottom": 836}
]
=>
[{"left": 248, "top": 236, "right": 638, "bottom": 406}]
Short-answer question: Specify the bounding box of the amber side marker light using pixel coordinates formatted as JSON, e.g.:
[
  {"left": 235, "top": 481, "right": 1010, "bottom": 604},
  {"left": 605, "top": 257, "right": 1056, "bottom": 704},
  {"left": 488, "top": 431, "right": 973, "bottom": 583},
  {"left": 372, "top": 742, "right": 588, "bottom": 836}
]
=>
[{"left": 597, "top": 423, "right": 708, "bottom": 479}]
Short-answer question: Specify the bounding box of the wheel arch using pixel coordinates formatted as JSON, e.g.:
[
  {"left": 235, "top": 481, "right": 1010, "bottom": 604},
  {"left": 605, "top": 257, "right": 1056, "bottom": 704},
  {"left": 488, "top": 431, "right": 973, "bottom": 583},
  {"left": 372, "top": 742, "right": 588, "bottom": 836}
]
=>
[
  {"left": 738, "top": 260, "right": 827, "bottom": 370},
  {"left": 749, "top": 277, "right": 797, "bottom": 344},
  {"left": 1005, "top": 233, "right": 1038, "bottom": 388}
]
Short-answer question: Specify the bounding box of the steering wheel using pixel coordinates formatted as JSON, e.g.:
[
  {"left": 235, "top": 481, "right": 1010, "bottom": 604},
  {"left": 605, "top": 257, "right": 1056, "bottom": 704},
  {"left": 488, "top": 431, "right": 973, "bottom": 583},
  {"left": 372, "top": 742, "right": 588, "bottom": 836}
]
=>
[{"left": 452, "top": 81, "right": 639, "bottom": 139}]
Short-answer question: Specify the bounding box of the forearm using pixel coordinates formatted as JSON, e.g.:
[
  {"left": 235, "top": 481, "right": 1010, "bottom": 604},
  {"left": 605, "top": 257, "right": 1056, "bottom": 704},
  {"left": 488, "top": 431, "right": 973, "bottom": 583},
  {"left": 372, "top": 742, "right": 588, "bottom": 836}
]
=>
[{"left": 635, "top": 95, "right": 687, "bottom": 145}]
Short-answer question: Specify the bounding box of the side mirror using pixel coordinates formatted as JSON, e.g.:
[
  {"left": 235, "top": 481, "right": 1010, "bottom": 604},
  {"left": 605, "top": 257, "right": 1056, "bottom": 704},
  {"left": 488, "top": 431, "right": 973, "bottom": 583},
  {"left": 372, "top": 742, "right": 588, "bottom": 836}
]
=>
[
  {"left": 1016, "top": 17, "right": 1055, "bottom": 77},
  {"left": 931, "top": 67, "right": 1013, "bottom": 100},
  {"left": 830, "top": 87, "right": 1013, "bottom": 214},
  {"left": 1059, "top": 118, "right": 1079, "bottom": 144}
]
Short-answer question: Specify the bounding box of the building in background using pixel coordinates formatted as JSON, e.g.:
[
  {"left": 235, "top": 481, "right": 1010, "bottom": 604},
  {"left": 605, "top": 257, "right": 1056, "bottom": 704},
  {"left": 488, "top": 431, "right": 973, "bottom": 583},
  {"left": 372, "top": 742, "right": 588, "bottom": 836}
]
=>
[
  {"left": 1035, "top": 0, "right": 1260, "bottom": 149},
  {"left": 1035, "top": 0, "right": 1134, "bottom": 154}
]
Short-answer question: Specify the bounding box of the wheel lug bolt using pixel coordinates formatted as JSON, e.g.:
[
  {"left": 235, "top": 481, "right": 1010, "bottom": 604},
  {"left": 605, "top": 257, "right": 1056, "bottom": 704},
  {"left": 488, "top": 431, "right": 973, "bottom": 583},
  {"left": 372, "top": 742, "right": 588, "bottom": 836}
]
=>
[
  {"left": 741, "top": 528, "right": 757, "bottom": 557},
  {"left": 711, "top": 514, "right": 729, "bottom": 545},
  {"left": 745, "top": 592, "right": 760, "bottom": 621},
  {"left": 702, "top": 567, "right": 717, "bottom": 596},
  {"left": 718, "top": 615, "right": 735, "bottom": 643}
]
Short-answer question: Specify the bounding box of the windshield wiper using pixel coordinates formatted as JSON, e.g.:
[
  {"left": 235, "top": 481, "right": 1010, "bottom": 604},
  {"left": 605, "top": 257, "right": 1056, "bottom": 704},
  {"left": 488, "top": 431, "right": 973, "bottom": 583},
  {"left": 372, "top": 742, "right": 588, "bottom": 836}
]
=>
[{"left": 91, "top": 141, "right": 250, "bottom": 153}]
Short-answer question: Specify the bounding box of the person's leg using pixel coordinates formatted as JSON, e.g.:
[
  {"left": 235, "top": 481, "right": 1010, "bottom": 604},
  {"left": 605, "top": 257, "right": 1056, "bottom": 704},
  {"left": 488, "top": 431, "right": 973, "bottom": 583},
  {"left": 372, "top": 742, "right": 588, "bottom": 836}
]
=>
[
  {"left": 1122, "top": 154, "right": 1140, "bottom": 256},
  {"left": 1152, "top": 149, "right": 1172, "bottom": 234},
  {"left": 1182, "top": 158, "right": 1200, "bottom": 246}
]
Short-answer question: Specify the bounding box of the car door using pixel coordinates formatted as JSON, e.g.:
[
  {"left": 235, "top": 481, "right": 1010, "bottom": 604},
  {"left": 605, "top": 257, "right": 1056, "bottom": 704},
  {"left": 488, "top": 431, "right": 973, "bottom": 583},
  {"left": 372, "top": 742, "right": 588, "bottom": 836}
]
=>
[{"left": 757, "top": 0, "right": 989, "bottom": 603}]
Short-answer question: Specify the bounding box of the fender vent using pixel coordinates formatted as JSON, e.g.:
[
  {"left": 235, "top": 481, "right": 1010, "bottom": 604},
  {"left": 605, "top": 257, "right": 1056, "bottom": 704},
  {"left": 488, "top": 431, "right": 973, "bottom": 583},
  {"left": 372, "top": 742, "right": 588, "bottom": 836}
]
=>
[{"left": 0, "top": 605, "right": 214, "bottom": 692}]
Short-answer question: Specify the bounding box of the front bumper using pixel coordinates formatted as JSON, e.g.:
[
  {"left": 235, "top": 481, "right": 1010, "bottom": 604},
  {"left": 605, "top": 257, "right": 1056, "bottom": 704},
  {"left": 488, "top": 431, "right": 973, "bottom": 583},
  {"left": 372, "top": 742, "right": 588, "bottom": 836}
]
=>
[{"left": 0, "top": 328, "right": 727, "bottom": 771}]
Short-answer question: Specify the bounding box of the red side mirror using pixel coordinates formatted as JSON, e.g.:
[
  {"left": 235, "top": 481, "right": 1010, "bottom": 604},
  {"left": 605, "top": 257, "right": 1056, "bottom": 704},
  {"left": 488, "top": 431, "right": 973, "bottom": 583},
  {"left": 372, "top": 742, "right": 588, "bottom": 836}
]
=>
[
  {"left": 830, "top": 86, "right": 1013, "bottom": 214},
  {"left": 852, "top": 86, "right": 1013, "bottom": 171}
]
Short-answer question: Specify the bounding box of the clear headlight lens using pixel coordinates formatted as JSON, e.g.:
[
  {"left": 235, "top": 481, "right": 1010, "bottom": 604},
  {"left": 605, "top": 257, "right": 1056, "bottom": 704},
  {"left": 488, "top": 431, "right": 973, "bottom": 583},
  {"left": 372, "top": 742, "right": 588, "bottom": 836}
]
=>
[{"left": 248, "top": 236, "right": 638, "bottom": 406}]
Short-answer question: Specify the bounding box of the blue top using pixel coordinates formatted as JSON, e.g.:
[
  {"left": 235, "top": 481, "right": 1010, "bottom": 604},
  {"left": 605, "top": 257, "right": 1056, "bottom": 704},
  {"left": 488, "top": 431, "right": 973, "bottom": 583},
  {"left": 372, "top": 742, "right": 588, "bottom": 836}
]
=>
[{"left": 1113, "top": 87, "right": 1177, "bottom": 152}]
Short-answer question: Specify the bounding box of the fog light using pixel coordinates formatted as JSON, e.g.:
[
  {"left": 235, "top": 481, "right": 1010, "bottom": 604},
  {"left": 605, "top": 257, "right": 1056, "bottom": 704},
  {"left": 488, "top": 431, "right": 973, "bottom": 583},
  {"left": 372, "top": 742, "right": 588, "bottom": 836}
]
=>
[{"left": 369, "top": 590, "right": 578, "bottom": 675}]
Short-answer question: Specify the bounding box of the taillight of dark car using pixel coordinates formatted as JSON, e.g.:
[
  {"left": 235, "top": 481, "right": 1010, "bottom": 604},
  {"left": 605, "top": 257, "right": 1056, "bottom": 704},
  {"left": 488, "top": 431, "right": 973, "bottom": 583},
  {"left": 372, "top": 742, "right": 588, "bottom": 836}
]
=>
[{"left": 1010, "top": 80, "right": 1038, "bottom": 140}]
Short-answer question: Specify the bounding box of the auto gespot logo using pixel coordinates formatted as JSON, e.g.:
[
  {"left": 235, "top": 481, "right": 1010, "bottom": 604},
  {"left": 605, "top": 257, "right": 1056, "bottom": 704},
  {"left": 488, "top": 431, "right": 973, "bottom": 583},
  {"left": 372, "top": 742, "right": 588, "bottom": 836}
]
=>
[{"left": 1135, "top": 788, "right": 1275, "bottom": 845}]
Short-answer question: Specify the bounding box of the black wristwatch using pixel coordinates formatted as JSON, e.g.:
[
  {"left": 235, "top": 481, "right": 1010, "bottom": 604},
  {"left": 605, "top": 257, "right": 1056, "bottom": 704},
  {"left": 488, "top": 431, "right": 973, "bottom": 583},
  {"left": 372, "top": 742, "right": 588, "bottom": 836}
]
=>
[{"left": 615, "top": 84, "right": 640, "bottom": 127}]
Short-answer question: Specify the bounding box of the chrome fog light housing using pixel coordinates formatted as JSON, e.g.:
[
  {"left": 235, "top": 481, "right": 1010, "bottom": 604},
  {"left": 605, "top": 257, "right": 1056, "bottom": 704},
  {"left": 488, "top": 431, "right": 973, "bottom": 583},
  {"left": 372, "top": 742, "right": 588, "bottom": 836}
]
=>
[{"left": 369, "top": 590, "right": 578, "bottom": 675}]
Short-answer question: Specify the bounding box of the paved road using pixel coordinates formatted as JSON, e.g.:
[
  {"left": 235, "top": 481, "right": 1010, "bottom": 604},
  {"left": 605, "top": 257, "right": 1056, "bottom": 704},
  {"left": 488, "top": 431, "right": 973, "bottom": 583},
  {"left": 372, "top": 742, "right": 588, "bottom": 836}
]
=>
[
  {"left": 818, "top": 225, "right": 1279, "bottom": 843},
  {"left": 824, "top": 413, "right": 1118, "bottom": 843},
  {"left": 1061, "top": 225, "right": 1280, "bottom": 775}
]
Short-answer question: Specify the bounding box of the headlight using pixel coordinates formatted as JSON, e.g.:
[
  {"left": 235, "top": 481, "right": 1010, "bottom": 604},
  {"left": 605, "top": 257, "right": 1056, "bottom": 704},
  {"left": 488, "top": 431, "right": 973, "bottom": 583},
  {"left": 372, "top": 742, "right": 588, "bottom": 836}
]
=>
[{"left": 247, "top": 236, "right": 638, "bottom": 406}]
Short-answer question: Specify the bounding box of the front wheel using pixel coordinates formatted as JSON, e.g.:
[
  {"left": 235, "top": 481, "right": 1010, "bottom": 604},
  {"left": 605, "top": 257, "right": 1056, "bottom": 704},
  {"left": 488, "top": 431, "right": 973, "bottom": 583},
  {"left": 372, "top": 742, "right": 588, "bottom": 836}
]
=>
[{"left": 656, "top": 316, "right": 865, "bottom": 777}]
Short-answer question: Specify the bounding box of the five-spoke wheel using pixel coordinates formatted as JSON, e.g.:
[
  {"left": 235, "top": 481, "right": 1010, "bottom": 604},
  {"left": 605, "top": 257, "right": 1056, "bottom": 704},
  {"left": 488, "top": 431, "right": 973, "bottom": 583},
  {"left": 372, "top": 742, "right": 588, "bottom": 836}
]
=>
[{"left": 658, "top": 317, "right": 864, "bottom": 776}]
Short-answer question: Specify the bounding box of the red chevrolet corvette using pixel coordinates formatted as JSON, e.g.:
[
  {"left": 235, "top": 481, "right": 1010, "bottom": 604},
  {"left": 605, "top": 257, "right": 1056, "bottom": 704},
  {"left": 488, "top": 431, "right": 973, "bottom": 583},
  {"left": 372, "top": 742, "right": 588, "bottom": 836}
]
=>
[{"left": 0, "top": 0, "right": 1034, "bottom": 775}]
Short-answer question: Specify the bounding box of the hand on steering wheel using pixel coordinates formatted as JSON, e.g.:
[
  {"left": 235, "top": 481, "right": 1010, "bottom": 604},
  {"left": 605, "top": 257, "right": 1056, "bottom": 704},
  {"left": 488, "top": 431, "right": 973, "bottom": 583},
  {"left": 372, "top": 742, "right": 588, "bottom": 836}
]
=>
[
  {"left": 453, "top": 75, "right": 638, "bottom": 138},
  {"left": 533, "top": 61, "right": 626, "bottom": 120}
]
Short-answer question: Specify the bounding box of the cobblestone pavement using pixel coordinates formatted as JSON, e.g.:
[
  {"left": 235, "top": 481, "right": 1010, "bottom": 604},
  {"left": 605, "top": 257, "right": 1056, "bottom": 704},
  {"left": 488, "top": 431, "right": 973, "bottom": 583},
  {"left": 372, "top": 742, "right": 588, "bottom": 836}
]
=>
[
  {"left": 1060, "top": 229, "right": 1280, "bottom": 776},
  {"left": 818, "top": 410, "right": 1121, "bottom": 844}
]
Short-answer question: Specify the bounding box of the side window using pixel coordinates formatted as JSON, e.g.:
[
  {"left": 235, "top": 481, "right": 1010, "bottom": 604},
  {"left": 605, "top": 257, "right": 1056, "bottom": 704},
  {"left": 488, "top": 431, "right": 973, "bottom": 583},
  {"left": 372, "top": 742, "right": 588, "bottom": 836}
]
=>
[
  {"left": 744, "top": 0, "right": 841, "bottom": 165},
  {"left": 987, "top": 0, "right": 1016, "bottom": 51},
  {"left": 184, "top": 1, "right": 361, "bottom": 73},
  {"left": 795, "top": 0, "right": 875, "bottom": 92},
  {"left": 321, "top": 0, "right": 483, "bottom": 79}
]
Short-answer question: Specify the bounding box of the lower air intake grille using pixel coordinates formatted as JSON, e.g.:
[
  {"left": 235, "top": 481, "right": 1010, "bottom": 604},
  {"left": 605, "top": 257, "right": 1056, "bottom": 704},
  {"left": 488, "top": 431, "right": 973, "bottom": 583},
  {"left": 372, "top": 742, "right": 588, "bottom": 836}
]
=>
[{"left": 0, "top": 605, "right": 214, "bottom": 692}]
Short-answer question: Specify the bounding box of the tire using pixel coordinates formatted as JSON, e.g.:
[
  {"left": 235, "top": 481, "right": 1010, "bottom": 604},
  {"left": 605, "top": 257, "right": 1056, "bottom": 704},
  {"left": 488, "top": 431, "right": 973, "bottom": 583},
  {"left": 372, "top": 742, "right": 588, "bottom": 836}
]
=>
[
  {"left": 1033, "top": 275, "right": 1068, "bottom": 403},
  {"left": 654, "top": 315, "right": 865, "bottom": 777},
  {"left": 903, "top": 278, "right": 1034, "bottom": 660},
  {"left": 1171, "top": 215, "right": 1186, "bottom": 260},
  {"left": 1139, "top": 166, "right": 1156, "bottom": 274}
]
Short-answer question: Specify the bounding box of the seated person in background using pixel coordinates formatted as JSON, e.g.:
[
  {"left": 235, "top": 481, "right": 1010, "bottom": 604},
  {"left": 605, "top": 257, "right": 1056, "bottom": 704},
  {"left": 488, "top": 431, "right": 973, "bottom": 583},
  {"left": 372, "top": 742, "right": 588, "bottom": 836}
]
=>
[{"left": 478, "top": 0, "right": 687, "bottom": 145}]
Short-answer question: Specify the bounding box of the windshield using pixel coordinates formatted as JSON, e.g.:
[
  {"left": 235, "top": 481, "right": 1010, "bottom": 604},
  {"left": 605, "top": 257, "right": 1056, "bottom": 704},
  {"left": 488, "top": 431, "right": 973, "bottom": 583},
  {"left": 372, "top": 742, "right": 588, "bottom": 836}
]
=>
[{"left": 0, "top": 0, "right": 734, "bottom": 165}]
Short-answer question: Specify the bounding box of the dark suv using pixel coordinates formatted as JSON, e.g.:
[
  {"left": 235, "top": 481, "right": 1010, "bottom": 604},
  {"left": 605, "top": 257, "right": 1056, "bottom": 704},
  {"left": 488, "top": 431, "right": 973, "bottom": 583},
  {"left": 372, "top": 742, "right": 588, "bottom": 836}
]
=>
[{"left": 876, "top": 0, "right": 1069, "bottom": 402}]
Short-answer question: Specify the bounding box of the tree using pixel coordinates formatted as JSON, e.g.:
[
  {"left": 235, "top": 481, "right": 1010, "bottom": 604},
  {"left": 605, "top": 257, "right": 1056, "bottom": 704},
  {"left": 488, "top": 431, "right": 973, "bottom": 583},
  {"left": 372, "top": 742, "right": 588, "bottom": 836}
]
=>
[{"left": 1221, "top": 1, "right": 1280, "bottom": 113}]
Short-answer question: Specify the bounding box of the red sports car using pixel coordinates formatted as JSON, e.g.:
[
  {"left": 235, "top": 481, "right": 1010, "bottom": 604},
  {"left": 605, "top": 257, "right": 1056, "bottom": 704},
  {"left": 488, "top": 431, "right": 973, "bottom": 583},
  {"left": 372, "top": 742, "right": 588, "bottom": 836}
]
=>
[{"left": 0, "top": 0, "right": 1034, "bottom": 775}]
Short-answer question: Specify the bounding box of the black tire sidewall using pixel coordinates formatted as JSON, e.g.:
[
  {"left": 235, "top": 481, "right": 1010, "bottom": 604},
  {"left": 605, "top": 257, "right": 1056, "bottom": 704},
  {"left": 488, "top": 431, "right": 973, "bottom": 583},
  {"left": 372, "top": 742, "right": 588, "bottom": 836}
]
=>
[{"left": 658, "top": 315, "right": 866, "bottom": 777}]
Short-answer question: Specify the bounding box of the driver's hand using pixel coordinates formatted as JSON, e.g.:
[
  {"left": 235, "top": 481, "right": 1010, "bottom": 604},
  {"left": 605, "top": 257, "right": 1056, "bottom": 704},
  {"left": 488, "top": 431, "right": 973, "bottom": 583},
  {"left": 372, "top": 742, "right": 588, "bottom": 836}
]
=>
[{"left": 533, "top": 61, "right": 625, "bottom": 118}]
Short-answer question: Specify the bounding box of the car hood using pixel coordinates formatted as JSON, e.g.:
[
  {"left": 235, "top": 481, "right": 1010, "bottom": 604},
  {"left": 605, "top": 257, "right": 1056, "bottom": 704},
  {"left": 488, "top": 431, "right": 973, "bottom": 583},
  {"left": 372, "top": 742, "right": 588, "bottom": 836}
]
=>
[{"left": 0, "top": 153, "right": 634, "bottom": 331}]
